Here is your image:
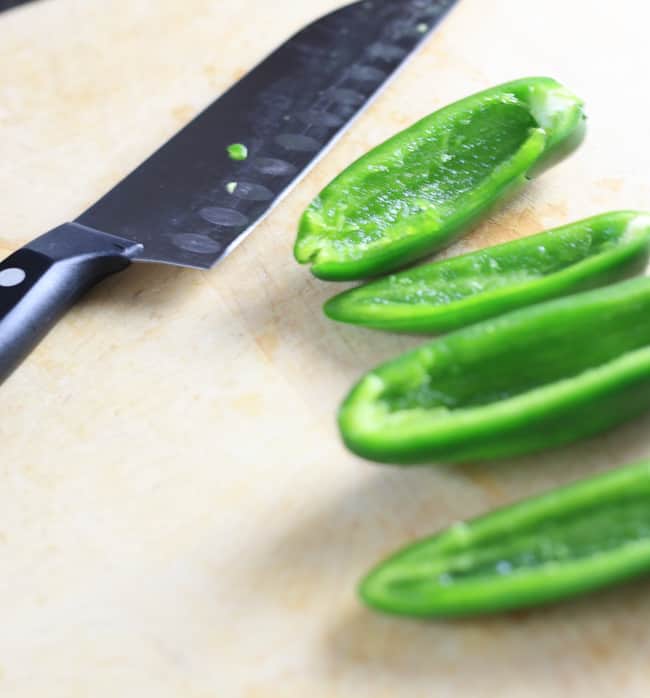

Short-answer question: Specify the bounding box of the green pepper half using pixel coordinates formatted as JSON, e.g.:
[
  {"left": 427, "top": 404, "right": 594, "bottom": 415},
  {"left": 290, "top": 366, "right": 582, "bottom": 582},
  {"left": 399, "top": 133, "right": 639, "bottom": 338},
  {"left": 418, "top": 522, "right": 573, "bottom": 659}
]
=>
[
  {"left": 324, "top": 211, "right": 650, "bottom": 333},
  {"left": 339, "top": 276, "right": 650, "bottom": 465},
  {"left": 360, "top": 459, "right": 650, "bottom": 617},
  {"left": 295, "top": 77, "right": 586, "bottom": 280}
]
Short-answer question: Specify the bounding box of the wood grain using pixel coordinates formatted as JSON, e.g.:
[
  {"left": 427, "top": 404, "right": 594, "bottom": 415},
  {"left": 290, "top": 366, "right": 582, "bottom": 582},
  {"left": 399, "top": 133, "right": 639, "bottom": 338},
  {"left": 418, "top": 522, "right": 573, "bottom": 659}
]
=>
[{"left": 2, "top": 1, "right": 650, "bottom": 696}]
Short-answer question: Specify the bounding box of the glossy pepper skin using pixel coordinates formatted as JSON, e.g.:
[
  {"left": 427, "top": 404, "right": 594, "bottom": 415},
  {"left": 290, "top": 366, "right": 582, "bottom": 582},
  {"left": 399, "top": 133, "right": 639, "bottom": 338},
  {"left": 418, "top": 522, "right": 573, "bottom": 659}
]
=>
[
  {"left": 360, "top": 459, "right": 650, "bottom": 617},
  {"left": 339, "top": 276, "right": 650, "bottom": 465},
  {"left": 324, "top": 211, "right": 650, "bottom": 333},
  {"left": 295, "top": 77, "right": 586, "bottom": 280}
]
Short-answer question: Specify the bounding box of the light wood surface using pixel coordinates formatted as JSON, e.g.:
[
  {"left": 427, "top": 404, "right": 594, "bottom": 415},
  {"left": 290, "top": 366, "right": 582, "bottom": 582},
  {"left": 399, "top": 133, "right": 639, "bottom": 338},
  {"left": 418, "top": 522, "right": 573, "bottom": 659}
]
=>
[{"left": 2, "top": 1, "right": 650, "bottom": 696}]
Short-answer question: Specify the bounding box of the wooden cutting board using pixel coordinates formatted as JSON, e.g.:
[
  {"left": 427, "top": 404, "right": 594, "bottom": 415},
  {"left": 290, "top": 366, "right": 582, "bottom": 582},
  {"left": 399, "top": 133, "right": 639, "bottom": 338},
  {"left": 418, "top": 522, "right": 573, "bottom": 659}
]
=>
[{"left": 2, "top": 1, "right": 650, "bottom": 696}]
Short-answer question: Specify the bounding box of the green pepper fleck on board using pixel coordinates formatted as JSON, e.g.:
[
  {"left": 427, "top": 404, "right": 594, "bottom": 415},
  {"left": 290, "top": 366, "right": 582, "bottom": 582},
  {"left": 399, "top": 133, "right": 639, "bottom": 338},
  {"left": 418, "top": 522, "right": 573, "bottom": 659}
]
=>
[
  {"left": 339, "top": 276, "right": 650, "bottom": 465},
  {"left": 360, "top": 459, "right": 650, "bottom": 617},
  {"left": 324, "top": 211, "right": 650, "bottom": 333},
  {"left": 295, "top": 77, "right": 586, "bottom": 280}
]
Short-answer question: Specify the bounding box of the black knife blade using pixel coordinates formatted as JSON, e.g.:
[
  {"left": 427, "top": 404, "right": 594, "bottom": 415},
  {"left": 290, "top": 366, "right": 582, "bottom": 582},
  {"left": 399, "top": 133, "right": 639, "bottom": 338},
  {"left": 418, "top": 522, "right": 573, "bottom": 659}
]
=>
[
  {"left": 0, "top": 0, "right": 35, "bottom": 12},
  {"left": 79, "top": 0, "right": 458, "bottom": 269},
  {"left": 0, "top": 0, "right": 457, "bottom": 382}
]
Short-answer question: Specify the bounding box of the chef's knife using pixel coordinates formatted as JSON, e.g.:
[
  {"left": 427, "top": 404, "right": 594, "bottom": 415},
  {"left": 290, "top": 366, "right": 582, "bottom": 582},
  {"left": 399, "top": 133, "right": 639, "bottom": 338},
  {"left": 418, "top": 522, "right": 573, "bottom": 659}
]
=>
[{"left": 0, "top": 0, "right": 457, "bottom": 382}]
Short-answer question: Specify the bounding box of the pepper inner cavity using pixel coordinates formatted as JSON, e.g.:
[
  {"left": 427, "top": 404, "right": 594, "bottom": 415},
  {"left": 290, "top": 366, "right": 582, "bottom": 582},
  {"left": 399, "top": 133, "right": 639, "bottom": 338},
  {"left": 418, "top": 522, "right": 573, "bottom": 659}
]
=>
[
  {"left": 308, "top": 97, "right": 540, "bottom": 251},
  {"left": 368, "top": 223, "right": 626, "bottom": 307},
  {"left": 379, "top": 278, "right": 650, "bottom": 413},
  {"left": 389, "top": 494, "right": 650, "bottom": 592}
]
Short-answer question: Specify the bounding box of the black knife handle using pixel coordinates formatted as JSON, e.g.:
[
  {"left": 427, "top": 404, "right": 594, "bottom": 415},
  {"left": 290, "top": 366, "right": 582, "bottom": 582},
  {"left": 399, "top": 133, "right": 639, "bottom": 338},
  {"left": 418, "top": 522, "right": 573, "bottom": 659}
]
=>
[{"left": 0, "top": 222, "right": 141, "bottom": 383}]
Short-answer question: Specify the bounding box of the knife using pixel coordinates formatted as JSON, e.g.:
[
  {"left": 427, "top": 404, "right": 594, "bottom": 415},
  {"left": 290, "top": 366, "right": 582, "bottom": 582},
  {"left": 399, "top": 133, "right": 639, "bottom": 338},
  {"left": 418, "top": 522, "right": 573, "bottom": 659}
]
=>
[{"left": 0, "top": 0, "right": 457, "bottom": 382}]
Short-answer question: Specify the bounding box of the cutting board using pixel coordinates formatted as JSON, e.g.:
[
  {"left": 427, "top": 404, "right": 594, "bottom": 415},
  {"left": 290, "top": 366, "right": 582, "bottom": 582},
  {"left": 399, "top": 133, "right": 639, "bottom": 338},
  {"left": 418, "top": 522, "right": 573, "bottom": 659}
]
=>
[{"left": 2, "top": 1, "right": 650, "bottom": 696}]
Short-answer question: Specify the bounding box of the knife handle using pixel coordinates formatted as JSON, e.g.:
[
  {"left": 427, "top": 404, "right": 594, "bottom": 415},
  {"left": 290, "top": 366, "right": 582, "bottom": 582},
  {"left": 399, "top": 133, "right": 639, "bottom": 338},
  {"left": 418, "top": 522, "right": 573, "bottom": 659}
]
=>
[{"left": 0, "top": 222, "right": 141, "bottom": 383}]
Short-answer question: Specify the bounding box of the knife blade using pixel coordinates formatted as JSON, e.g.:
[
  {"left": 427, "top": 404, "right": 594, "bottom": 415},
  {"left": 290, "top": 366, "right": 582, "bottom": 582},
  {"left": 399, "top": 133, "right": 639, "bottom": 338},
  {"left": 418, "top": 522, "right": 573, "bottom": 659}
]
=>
[
  {"left": 0, "top": 0, "right": 457, "bottom": 382},
  {"left": 0, "top": 0, "right": 34, "bottom": 12}
]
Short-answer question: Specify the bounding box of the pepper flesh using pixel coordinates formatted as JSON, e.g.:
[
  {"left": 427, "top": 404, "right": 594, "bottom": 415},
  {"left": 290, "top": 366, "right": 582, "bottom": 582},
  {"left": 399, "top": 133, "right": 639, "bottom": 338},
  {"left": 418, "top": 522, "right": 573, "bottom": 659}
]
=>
[
  {"left": 360, "top": 459, "right": 650, "bottom": 617},
  {"left": 227, "top": 143, "right": 248, "bottom": 161},
  {"left": 339, "top": 276, "right": 650, "bottom": 465},
  {"left": 295, "top": 77, "right": 586, "bottom": 280},
  {"left": 324, "top": 211, "right": 650, "bottom": 333}
]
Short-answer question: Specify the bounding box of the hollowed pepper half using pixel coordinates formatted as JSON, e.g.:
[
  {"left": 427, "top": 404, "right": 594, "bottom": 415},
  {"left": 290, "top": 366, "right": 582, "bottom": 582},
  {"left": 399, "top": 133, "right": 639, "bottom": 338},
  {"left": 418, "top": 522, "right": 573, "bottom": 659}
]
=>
[
  {"left": 295, "top": 77, "right": 586, "bottom": 280},
  {"left": 360, "top": 459, "right": 650, "bottom": 617},
  {"left": 324, "top": 211, "right": 650, "bottom": 333},
  {"left": 339, "top": 276, "right": 650, "bottom": 464}
]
